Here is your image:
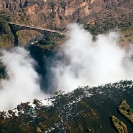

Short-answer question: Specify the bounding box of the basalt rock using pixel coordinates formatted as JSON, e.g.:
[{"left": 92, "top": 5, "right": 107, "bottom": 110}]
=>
[{"left": 0, "top": 0, "right": 133, "bottom": 28}]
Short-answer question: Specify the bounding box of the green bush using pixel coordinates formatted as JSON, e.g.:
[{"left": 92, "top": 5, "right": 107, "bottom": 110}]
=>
[{"left": 0, "top": 11, "right": 11, "bottom": 34}]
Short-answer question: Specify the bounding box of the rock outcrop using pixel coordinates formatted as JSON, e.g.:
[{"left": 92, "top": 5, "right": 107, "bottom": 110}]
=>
[{"left": 0, "top": 0, "right": 133, "bottom": 28}]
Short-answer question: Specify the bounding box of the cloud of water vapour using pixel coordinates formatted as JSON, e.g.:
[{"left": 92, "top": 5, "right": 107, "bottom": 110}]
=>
[
  {"left": 50, "top": 23, "right": 133, "bottom": 92},
  {"left": 0, "top": 47, "right": 48, "bottom": 110}
]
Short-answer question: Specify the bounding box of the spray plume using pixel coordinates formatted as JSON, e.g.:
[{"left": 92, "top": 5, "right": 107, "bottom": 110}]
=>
[
  {"left": 0, "top": 23, "right": 133, "bottom": 110},
  {"left": 50, "top": 24, "right": 133, "bottom": 92},
  {"left": 0, "top": 47, "right": 47, "bottom": 110}
]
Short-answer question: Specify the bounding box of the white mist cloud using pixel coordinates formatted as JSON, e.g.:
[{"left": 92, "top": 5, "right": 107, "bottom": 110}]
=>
[
  {"left": 51, "top": 23, "right": 133, "bottom": 92},
  {"left": 0, "top": 23, "right": 133, "bottom": 110},
  {"left": 0, "top": 47, "right": 47, "bottom": 111}
]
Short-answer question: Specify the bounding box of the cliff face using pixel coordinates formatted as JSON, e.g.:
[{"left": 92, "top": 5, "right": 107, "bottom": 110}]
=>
[
  {"left": 0, "top": 80, "right": 133, "bottom": 133},
  {"left": 0, "top": 0, "right": 133, "bottom": 28}
]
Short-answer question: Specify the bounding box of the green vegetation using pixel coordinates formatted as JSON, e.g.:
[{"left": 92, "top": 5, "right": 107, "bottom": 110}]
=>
[
  {"left": 37, "top": 110, "right": 60, "bottom": 132},
  {"left": 28, "top": 33, "right": 65, "bottom": 69},
  {"left": 37, "top": 34, "right": 65, "bottom": 49},
  {"left": 0, "top": 34, "right": 14, "bottom": 48},
  {"left": 84, "top": 19, "right": 132, "bottom": 36},
  {"left": 0, "top": 11, "right": 11, "bottom": 34},
  {"left": 0, "top": 11, "right": 14, "bottom": 48},
  {"left": 11, "top": 12, "right": 31, "bottom": 25},
  {"left": 84, "top": 19, "right": 133, "bottom": 47},
  {"left": 112, "top": 116, "right": 128, "bottom": 133},
  {"left": 118, "top": 100, "right": 133, "bottom": 123},
  {"left": 0, "top": 12, "right": 13, "bottom": 79},
  {"left": 0, "top": 18, "right": 10, "bottom": 34},
  {"left": 0, "top": 80, "right": 133, "bottom": 133},
  {"left": 16, "top": 30, "right": 40, "bottom": 46}
]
